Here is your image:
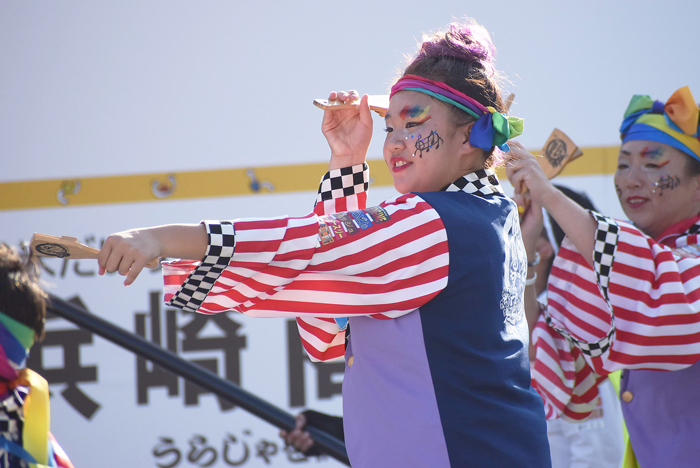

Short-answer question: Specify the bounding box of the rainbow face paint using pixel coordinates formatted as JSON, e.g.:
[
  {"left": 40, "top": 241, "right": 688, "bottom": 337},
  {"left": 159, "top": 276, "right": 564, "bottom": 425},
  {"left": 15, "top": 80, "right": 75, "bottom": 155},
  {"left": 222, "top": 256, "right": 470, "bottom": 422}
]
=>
[
  {"left": 640, "top": 146, "right": 664, "bottom": 159},
  {"left": 400, "top": 105, "right": 430, "bottom": 120},
  {"left": 641, "top": 147, "right": 671, "bottom": 170}
]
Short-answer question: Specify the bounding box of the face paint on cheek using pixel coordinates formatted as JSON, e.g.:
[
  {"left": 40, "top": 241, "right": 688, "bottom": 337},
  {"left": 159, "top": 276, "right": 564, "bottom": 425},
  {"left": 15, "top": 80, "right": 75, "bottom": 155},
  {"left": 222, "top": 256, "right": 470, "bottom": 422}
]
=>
[
  {"left": 412, "top": 130, "right": 444, "bottom": 158},
  {"left": 398, "top": 116, "right": 432, "bottom": 148},
  {"left": 401, "top": 127, "right": 423, "bottom": 148},
  {"left": 652, "top": 175, "right": 681, "bottom": 195}
]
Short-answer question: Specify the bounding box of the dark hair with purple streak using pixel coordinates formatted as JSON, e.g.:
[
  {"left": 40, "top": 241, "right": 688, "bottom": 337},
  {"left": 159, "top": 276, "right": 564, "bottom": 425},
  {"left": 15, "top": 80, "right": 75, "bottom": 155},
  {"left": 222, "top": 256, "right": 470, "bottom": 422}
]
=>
[{"left": 402, "top": 18, "right": 508, "bottom": 167}]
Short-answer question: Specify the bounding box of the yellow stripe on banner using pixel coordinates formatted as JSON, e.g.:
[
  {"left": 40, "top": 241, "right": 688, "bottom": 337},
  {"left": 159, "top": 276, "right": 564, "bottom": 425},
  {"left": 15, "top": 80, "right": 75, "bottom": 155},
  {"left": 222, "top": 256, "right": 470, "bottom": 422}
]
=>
[
  {"left": 0, "top": 146, "right": 620, "bottom": 211},
  {"left": 493, "top": 145, "right": 620, "bottom": 180}
]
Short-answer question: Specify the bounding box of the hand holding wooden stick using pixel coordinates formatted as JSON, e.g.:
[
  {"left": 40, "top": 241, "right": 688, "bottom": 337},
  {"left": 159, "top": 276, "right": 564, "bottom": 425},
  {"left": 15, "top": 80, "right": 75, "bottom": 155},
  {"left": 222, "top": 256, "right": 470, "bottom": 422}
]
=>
[
  {"left": 516, "top": 128, "right": 583, "bottom": 215},
  {"left": 30, "top": 233, "right": 159, "bottom": 269}
]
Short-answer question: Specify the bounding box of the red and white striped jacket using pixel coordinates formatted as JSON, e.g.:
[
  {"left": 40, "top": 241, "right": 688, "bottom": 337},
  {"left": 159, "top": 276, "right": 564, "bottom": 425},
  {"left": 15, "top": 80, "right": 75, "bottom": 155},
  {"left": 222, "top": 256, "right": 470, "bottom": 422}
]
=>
[
  {"left": 532, "top": 211, "right": 700, "bottom": 421},
  {"left": 162, "top": 163, "right": 505, "bottom": 363},
  {"left": 161, "top": 164, "right": 454, "bottom": 361}
]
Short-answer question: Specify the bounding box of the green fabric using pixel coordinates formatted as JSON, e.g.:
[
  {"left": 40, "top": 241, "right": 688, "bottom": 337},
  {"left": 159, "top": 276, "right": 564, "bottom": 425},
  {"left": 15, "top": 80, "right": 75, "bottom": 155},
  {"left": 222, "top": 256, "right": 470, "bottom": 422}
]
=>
[
  {"left": 506, "top": 115, "right": 524, "bottom": 139},
  {"left": 624, "top": 95, "right": 654, "bottom": 118},
  {"left": 0, "top": 312, "right": 35, "bottom": 350},
  {"left": 491, "top": 112, "right": 508, "bottom": 146}
]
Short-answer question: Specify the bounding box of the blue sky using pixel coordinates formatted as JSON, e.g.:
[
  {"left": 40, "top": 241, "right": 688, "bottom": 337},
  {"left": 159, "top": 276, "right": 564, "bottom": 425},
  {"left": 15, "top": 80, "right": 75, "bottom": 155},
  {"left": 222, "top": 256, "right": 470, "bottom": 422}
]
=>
[{"left": 1, "top": 0, "right": 698, "bottom": 181}]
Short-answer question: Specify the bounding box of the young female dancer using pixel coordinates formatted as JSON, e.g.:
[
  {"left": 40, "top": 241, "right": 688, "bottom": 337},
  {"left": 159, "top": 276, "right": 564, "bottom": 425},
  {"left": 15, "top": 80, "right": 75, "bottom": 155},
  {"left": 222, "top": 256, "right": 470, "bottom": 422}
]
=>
[{"left": 99, "top": 18, "right": 551, "bottom": 467}]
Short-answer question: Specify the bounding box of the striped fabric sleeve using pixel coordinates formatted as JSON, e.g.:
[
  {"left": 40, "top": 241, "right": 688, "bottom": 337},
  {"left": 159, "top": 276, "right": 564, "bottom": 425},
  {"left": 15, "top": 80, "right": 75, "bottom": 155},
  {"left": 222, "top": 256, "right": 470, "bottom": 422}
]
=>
[
  {"left": 531, "top": 315, "right": 609, "bottom": 421},
  {"left": 532, "top": 211, "right": 700, "bottom": 420},
  {"left": 162, "top": 192, "right": 450, "bottom": 360},
  {"left": 313, "top": 163, "right": 369, "bottom": 216},
  {"left": 300, "top": 163, "right": 370, "bottom": 361}
]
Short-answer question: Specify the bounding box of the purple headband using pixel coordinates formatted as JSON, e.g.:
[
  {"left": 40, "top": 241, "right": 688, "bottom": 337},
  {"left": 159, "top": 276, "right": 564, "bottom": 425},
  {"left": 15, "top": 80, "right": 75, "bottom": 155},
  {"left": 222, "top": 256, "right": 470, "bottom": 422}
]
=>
[{"left": 390, "top": 74, "right": 487, "bottom": 119}]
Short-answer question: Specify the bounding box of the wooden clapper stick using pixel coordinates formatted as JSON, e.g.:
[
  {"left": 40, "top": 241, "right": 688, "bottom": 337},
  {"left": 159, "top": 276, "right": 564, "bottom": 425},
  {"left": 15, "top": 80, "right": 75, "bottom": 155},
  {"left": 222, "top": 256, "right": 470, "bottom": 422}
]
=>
[
  {"left": 537, "top": 128, "right": 583, "bottom": 179},
  {"left": 30, "top": 233, "right": 159, "bottom": 269},
  {"left": 313, "top": 95, "right": 390, "bottom": 117},
  {"left": 518, "top": 128, "right": 583, "bottom": 214}
]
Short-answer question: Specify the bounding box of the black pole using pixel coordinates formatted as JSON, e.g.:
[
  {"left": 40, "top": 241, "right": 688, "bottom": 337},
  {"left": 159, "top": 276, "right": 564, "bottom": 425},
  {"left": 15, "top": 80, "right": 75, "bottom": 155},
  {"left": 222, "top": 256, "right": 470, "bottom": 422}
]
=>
[{"left": 46, "top": 294, "right": 350, "bottom": 466}]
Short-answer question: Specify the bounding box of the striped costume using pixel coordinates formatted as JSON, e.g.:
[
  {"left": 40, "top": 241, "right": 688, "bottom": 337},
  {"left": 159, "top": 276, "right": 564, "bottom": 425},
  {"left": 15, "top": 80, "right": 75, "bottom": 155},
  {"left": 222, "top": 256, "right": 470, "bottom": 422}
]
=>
[
  {"left": 532, "top": 210, "right": 700, "bottom": 466},
  {"left": 163, "top": 163, "right": 550, "bottom": 467}
]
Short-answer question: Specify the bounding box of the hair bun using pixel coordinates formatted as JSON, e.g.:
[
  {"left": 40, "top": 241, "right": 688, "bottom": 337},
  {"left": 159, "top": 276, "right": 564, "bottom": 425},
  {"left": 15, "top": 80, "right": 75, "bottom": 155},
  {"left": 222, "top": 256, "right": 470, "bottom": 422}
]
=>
[{"left": 418, "top": 19, "right": 497, "bottom": 76}]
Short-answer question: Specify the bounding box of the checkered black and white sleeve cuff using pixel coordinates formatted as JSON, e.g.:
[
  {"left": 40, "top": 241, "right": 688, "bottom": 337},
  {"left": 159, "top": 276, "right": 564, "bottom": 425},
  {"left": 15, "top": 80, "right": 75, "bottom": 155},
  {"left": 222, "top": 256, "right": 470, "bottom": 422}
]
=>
[
  {"left": 591, "top": 211, "right": 619, "bottom": 302},
  {"left": 545, "top": 211, "right": 619, "bottom": 358},
  {"left": 316, "top": 163, "right": 369, "bottom": 204},
  {"left": 545, "top": 314, "right": 615, "bottom": 358},
  {"left": 166, "top": 221, "right": 235, "bottom": 313}
]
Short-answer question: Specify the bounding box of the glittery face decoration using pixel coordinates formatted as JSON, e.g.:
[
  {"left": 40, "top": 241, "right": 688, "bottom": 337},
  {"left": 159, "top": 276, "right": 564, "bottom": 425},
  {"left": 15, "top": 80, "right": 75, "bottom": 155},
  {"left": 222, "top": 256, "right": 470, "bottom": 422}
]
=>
[
  {"left": 412, "top": 131, "right": 443, "bottom": 158},
  {"left": 399, "top": 126, "right": 424, "bottom": 151},
  {"left": 652, "top": 175, "right": 681, "bottom": 195},
  {"left": 638, "top": 146, "right": 679, "bottom": 195}
]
